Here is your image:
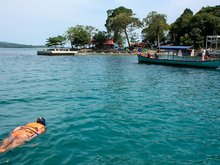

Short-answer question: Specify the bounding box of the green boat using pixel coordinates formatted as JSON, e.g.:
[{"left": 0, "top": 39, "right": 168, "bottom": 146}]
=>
[{"left": 137, "top": 46, "right": 220, "bottom": 69}]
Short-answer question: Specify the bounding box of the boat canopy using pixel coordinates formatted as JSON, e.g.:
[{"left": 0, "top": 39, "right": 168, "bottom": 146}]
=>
[{"left": 159, "top": 46, "right": 192, "bottom": 50}]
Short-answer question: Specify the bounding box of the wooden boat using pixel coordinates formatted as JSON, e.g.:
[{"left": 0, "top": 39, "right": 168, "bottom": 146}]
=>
[{"left": 137, "top": 46, "right": 220, "bottom": 69}]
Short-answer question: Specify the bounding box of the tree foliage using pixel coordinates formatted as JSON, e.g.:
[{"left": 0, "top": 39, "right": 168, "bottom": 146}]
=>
[
  {"left": 46, "top": 35, "right": 66, "bottom": 48},
  {"left": 197, "top": 5, "right": 220, "bottom": 17},
  {"left": 169, "top": 9, "right": 193, "bottom": 45},
  {"left": 190, "top": 12, "right": 220, "bottom": 36},
  {"left": 44, "top": 5, "right": 220, "bottom": 50},
  {"left": 105, "top": 6, "right": 142, "bottom": 47},
  {"left": 142, "top": 11, "right": 169, "bottom": 47},
  {"left": 169, "top": 5, "right": 220, "bottom": 48},
  {"left": 93, "top": 31, "right": 109, "bottom": 48},
  {"left": 66, "top": 25, "right": 97, "bottom": 48},
  {"left": 190, "top": 6, "right": 220, "bottom": 48}
]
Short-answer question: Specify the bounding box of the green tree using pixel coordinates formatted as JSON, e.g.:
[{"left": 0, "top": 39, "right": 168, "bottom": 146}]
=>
[
  {"left": 169, "top": 9, "right": 193, "bottom": 45},
  {"left": 169, "top": 5, "right": 220, "bottom": 48},
  {"left": 190, "top": 12, "right": 220, "bottom": 43},
  {"left": 66, "top": 25, "right": 93, "bottom": 48},
  {"left": 105, "top": 6, "right": 142, "bottom": 48},
  {"left": 197, "top": 5, "right": 220, "bottom": 17},
  {"left": 189, "top": 28, "right": 203, "bottom": 48},
  {"left": 142, "top": 11, "right": 169, "bottom": 48},
  {"left": 179, "top": 34, "right": 193, "bottom": 45},
  {"left": 93, "top": 31, "right": 109, "bottom": 49},
  {"left": 85, "top": 26, "right": 98, "bottom": 40},
  {"left": 46, "top": 35, "right": 66, "bottom": 48},
  {"left": 127, "top": 26, "right": 140, "bottom": 44}
]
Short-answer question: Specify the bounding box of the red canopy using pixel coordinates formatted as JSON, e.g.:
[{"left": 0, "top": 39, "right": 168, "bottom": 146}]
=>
[{"left": 104, "top": 39, "right": 114, "bottom": 45}]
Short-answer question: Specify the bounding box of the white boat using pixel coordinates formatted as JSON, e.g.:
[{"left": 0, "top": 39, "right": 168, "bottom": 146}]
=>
[
  {"left": 37, "top": 49, "right": 77, "bottom": 56},
  {"left": 137, "top": 46, "right": 220, "bottom": 69}
]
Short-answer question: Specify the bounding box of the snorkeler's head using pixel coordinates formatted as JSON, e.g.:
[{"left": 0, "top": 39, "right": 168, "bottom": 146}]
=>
[{"left": 37, "top": 117, "right": 46, "bottom": 126}]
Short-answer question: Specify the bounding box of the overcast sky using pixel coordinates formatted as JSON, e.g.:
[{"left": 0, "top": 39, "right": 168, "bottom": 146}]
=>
[{"left": 0, "top": 0, "right": 219, "bottom": 45}]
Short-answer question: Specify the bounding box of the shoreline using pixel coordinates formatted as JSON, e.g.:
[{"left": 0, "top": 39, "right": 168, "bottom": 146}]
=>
[
  {"left": 37, "top": 49, "right": 139, "bottom": 56},
  {"left": 76, "top": 52, "right": 135, "bottom": 56},
  {"left": 37, "top": 48, "right": 157, "bottom": 56}
]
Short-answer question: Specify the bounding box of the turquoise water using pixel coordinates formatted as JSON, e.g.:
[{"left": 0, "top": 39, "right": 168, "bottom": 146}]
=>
[{"left": 0, "top": 48, "right": 220, "bottom": 164}]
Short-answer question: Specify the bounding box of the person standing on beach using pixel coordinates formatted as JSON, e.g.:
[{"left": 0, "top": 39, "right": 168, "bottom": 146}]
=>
[
  {"left": 201, "top": 48, "right": 206, "bottom": 61},
  {"left": 0, "top": 117, "right": 46, "bottom": 153}
]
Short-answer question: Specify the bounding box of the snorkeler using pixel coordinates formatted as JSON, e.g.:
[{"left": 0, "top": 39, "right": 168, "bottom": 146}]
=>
[{"left": 0, "top": 117, "right": 46, "bottom": 153}]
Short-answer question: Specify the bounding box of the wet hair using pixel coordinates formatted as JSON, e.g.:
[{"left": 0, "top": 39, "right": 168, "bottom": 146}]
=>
[{"left": 37, "top": 117, "right": 46, "bottom": 126}]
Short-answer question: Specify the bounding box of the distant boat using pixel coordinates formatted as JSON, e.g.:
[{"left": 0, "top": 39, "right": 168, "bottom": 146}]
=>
[
  {"left": 37, "top": 48, "right": 77, "bottom": 56},
  {"left": 137, "top": 46, "right": 220, "bottom": 69}
]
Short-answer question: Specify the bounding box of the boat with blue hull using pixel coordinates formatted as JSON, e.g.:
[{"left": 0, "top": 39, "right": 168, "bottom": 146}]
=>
[{"left": 138, "top": 46, "right": 220, "bottom": 69}]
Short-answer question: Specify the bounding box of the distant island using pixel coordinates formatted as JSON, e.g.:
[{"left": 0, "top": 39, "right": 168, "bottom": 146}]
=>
[{"left": 0, "top": 41, "right": 44, "bottom": 48}]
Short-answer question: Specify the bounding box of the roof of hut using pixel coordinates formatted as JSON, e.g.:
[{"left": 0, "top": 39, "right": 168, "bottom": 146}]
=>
[{"left": 104, "top": 39, "right": 114, "bottom": 45}]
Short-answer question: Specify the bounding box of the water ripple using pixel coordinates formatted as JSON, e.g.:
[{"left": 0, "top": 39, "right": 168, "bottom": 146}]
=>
[{"left": 0, "top": 49, "right": 220, "bottom": 164}]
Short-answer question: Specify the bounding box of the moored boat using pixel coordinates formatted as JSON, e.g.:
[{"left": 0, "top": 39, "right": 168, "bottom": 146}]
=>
[
  {"left": 37, "top": 49, "right": 78, "bottom": 56},
  {"left": 137, "top": 46, "right": 220, "bottom": 69}
]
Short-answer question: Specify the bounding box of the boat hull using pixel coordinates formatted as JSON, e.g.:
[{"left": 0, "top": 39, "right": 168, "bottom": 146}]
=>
[{"left": 137, "top": 55, "right": 220, "bottom": 69}]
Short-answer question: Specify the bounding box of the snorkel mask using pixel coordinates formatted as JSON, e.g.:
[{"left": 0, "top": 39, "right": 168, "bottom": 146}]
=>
[{"left": 37, "top": 117, "right": 46, "bottom": 126}]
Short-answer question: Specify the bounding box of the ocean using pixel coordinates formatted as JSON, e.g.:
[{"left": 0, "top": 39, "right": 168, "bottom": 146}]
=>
[{"left": 0, "top": 48, "right": 220, "bottom": 164}]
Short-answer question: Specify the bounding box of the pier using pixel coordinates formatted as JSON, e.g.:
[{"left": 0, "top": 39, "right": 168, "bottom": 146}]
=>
[{"left": 37, "top": 49, "right": 78, "bottom": 56}]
